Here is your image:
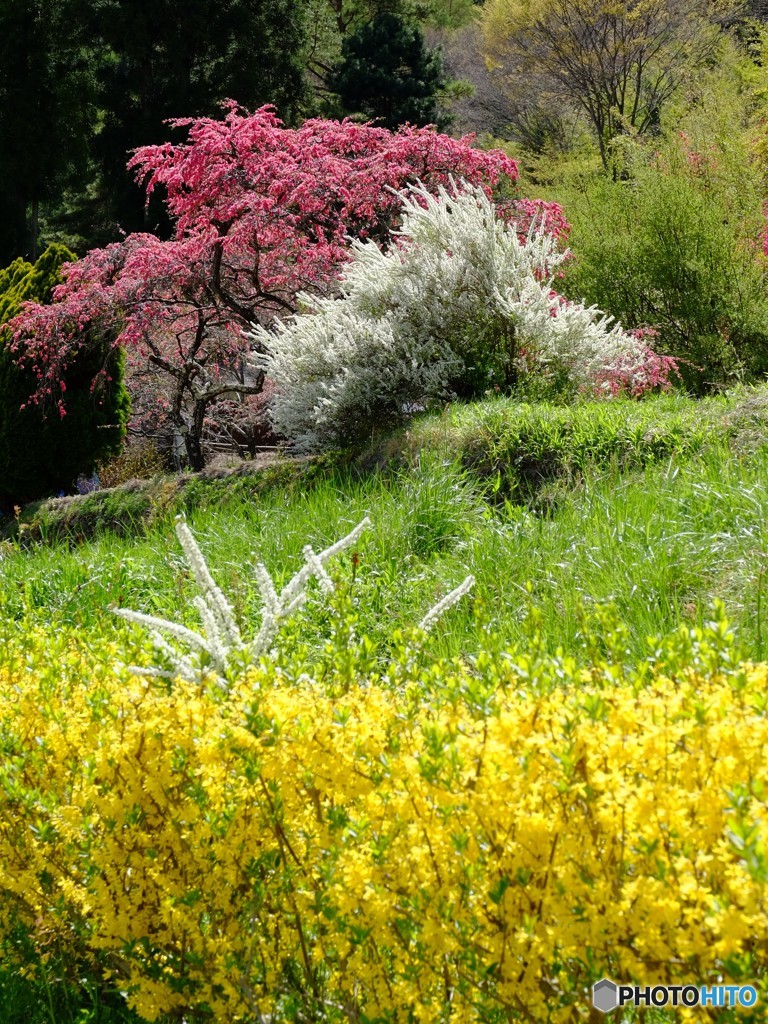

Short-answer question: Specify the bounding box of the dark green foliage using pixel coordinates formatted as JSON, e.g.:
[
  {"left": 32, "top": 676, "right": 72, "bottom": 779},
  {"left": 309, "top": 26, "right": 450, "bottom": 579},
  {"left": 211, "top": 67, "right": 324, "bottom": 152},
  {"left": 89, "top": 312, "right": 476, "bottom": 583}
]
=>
[
  {"left": 331, "top": 12, "right": 450, "bottom": 129},
  {"left": 93, "top": 0, "right": 310, "bottom": 236},
  {"left": 0, "top": 1, "right": 312, "bottom": 255},
  {"left": 0, "top": 933, "right": 143, "bottom": 1024},
  {"left": 0, "top": 0, "right": 97, "bottom": 262},
  {"left": 0, "top": 246, "right": 129, "bottom": 504}
]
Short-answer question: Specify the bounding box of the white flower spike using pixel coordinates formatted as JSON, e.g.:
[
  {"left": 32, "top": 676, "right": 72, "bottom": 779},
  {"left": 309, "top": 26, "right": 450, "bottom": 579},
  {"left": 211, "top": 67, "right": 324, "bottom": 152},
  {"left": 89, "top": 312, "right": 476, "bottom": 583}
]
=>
[
  {"left": 113, "top": 515, "right": 475, "bottom": 688},
  {"left": 114, "top": 515, "right": 371, "bottom": 688}
]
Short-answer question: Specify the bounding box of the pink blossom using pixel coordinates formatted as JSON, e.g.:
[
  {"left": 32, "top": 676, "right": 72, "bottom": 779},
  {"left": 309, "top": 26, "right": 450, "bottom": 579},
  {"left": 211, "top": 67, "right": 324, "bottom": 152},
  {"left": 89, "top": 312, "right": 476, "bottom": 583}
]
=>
[{"left": 590, "top": 333, "right": 681, "bottom": 397}]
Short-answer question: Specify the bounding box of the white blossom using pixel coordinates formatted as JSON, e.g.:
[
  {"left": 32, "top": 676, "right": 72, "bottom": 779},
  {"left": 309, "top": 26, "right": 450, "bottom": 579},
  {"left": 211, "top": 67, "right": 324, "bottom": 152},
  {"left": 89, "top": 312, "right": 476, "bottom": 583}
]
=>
[
  {"left": 113, "top": 515, "right": 372, "bottom": 688},
  {"left": 113, "top": 515, "right": 476, "bottom": 687},
  {"left": 253, "top": 179, "right": 646, "bottom": 452},
  {"left": 418, "top": 575, "right": 476, "bottom": 633}
]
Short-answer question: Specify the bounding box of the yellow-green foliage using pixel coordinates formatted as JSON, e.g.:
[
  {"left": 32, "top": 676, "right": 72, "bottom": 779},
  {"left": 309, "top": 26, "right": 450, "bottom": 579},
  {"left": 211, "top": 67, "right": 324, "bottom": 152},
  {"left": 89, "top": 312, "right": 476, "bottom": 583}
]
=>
[{"left": 0, "top": 616, "right": 766, "bottom": 1022}]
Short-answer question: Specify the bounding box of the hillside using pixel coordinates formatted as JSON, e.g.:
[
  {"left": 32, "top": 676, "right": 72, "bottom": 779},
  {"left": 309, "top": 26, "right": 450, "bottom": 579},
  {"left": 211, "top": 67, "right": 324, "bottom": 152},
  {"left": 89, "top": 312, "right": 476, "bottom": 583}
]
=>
[
  {"left": 4, "top": 386, "right": 768, "bottom": 1024},
  {"left": 4, "top": 387, "right": 768, "bottom": 662}
]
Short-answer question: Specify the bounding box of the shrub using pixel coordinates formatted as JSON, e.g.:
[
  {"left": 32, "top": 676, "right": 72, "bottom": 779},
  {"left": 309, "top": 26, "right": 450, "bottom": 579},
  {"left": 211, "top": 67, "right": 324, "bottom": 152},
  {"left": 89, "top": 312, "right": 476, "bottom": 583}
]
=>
[
  {"left": 97, "top": 436, "right": 167, "bottom": 489},
  {"left": 0, "top": 244, "right": 129, "bottom": 503},
  {"left": 561, "top": 124, "right": 768, "bottom": 391},
  {"left": 399, "top": 392, "right": 722, "bottom": 503},
  {"left": 258, "top": 181, "right": 675, "bottom": 452}
]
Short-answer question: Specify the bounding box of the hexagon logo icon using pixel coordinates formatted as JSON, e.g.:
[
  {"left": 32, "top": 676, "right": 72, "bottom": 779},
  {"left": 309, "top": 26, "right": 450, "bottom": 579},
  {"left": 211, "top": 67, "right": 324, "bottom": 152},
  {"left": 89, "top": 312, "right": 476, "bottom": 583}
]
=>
[{"left": 593, "top": 978, "right": 619, "bottom": 1013}]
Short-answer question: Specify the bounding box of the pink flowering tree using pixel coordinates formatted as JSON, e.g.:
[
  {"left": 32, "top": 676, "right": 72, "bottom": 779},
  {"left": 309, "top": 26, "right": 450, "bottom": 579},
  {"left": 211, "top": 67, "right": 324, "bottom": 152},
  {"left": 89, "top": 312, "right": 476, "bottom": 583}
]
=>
[{"left": 12, "top": 104, "right": 567, "bottom": 470}]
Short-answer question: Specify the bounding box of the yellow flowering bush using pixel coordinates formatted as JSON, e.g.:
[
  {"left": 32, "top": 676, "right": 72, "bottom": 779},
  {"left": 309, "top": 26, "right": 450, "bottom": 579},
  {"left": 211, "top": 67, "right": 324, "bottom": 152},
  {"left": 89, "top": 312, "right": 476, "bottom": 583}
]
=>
[{"left": 0, "top": 607, "right": 766, "bottom": 1022}]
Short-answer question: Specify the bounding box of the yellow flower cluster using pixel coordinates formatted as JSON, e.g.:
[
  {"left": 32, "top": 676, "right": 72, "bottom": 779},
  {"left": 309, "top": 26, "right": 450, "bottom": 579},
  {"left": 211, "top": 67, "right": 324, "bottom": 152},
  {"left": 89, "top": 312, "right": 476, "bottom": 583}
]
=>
[{"left": 0, "top": 621, "right": 766, "bottom": 1022}]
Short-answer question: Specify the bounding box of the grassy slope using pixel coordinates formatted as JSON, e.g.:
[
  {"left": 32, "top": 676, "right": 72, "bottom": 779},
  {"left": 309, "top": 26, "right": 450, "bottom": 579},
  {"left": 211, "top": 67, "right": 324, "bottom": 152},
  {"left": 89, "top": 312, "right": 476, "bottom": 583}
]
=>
[{"left": 2, "top": 388, "right": 768, "bottom": 663}]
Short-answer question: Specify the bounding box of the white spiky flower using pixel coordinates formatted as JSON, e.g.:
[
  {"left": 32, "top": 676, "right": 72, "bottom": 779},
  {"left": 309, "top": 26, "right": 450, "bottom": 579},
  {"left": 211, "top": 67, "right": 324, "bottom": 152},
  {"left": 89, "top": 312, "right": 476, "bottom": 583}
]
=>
[
  {"left": 113, "top": 515, "right": 477, "bottom": 688},
  {"left": 252, "top": 179, "right": 646, "bottom": 452},
  {"left": 114, "top": 515, "right": 371, "bottom": 688},
  {"left": 418, "top": 575, "right": 476, "bottom": 633}
]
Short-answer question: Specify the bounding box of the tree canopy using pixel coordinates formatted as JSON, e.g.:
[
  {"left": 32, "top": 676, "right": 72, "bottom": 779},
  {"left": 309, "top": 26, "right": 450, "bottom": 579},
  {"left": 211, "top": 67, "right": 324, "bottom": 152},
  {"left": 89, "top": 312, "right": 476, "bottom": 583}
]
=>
[
  {"left": 482, "top": 0, "right": 731, "bottom": 167},
  {"left": 0, "top": 0, "right": 314, "bottom": 259},
  {"left": 92, "top": 0, "right": 311, "bottom": 237}
]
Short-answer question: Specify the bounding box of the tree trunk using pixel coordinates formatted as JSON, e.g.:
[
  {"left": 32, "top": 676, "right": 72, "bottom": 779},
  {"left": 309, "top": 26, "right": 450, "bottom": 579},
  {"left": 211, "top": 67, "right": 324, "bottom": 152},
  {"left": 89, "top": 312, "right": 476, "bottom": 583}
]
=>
[
  {"left": 184, "top": 430, "right": 206, "bottom": 472},
  {"left": 183, "top": 399, "right": 208, "bottom": 471}
]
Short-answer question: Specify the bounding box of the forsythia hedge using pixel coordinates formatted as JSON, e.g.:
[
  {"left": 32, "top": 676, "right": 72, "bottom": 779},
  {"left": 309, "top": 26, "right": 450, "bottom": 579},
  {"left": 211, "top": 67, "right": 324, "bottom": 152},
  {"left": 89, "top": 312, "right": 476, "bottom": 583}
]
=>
[{"left": 0, "top": 615, "right": 766, "bottom": 1022}]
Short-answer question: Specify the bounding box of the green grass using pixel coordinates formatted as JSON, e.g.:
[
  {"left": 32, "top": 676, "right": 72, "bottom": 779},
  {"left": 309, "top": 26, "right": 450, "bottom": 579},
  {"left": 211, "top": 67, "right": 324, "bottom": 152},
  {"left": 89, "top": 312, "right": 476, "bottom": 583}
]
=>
[{"left": 2, "top": 389, "right": 768, "bottom": 664}]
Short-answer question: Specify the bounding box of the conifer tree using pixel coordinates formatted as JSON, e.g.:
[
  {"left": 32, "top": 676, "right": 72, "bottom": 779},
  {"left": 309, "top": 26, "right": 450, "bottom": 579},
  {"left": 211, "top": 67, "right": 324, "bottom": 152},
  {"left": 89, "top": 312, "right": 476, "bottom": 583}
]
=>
[
  {"left": 331, "top": 12, "right": 450, "bottom": 129},
  {"left": 0, "top": 245, "right": 129, "bottom": 503}
]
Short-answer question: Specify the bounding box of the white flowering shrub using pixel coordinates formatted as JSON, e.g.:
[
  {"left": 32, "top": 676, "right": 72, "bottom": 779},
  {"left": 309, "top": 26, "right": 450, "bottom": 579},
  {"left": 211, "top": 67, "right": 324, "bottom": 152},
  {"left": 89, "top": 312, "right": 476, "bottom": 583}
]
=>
[
  {"left": 253, "top": 180, "right": 650, "bottom": 452},
  {"left": 114, "top": 515, "right": 474, "bottom": 688}
]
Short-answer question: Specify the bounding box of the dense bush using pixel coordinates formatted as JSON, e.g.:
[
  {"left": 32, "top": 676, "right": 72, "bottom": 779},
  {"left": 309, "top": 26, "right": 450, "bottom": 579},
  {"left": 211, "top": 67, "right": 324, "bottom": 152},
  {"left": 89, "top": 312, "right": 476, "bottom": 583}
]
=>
[
  {"left": 0, "top": 561, "right": 765, "bottom": 1022},
  {"left": 0, "top": 244, "right": 129, "bottom": 503},
  {"left": 258, "top": 181, "right": 675, "bottom": 452},
  {"left": 560, "top": 124, "right": 768, "bottom": 392},
  {"left": 399, "top": 391, "right": 724, "bottom": 502}
]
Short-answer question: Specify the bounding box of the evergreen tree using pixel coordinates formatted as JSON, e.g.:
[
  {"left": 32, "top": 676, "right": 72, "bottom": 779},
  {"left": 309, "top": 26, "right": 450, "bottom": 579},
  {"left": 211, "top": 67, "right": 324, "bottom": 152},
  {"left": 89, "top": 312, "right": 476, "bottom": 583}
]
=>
[
  {"left": 331, "top": 12, "right": 451, "bottom": 129},
  {"left": 93, "top": 0, "right": 311, "bottom": 236},
  {"left": 0, "top": 246, "right": 129, "bottom": 504},
  {"left": 0, "top": 0, "right": 97, "bottom": 262}
]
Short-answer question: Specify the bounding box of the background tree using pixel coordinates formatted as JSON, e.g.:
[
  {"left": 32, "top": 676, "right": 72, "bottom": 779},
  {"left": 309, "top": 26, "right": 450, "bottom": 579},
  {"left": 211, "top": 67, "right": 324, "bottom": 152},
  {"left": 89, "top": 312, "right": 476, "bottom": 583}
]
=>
[
  {"left": 482, "top": 0, "right": 731, "bottom": 170},
  {"left": 331, "top": 12, "right": 451, "bottom": 127},
  {"left": 305, "top": 0, "right": 477, "bottom": 110},
  {"left": 0, "top": 0, "right": 98, "bottom": 263},
  {"left": 440, "top": 21, "right": 581, "bottom": 150},
  {"left": 559, "top": 54, "right": 768, "bottom": 391},
  {"left": 308, "top": 0, "right": 478, "bottom": 44},
  {"left": 92, "top": 0, "right": 311, "bottom": 237},
  {"left": 0, "top": 245, "right": 129, "bottom": 503}
]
